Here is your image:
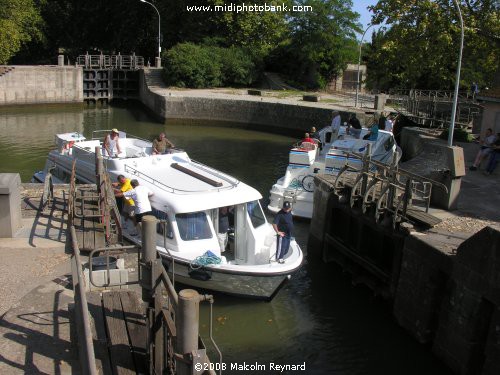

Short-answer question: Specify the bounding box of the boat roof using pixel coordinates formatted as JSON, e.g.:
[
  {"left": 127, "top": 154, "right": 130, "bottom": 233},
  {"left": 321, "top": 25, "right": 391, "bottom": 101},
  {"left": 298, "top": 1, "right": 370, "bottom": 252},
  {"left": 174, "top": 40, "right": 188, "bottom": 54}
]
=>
[
  {"left": 55, "top": 132, "right": 263, "bottom": 213},
  {"left": 120, "top": 155, "right": 262, "bottom": 213}
]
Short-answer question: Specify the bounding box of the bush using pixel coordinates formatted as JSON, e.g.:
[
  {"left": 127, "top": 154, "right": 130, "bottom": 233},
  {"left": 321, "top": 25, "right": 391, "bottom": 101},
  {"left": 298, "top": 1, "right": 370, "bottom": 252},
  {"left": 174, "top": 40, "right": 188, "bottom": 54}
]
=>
[
  {"left": 163, "top": 43, "right": 222, "bottom": 88},
  {"left": 439, "top": 128, "right": 473, "bottom": 142},
  {"left": 163, "top": 43, "right": 260, "bottom": 88}
]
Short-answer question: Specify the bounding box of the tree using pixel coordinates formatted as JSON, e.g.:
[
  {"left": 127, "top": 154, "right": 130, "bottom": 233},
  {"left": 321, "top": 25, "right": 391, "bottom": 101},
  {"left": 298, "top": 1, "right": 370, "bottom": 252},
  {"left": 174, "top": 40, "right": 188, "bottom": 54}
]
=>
[
  {"left": 0, "top": 0, "right": 43, "bottom": 64},
  {"left": 365, "top": 0, "right": 500, "bottom": 90},
  {"left": 268, "top": 0, "right": 361, "bottom": 89}
]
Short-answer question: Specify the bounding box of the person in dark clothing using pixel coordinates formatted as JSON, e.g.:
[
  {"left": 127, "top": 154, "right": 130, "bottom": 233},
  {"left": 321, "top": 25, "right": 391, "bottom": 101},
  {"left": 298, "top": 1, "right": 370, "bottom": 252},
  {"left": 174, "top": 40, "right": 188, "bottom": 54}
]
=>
[
  {"left": 484, "top": 134, "right": 500, "bottom": 175},
  {"left": 347, "top": 113, "right": 362, "bottom": 139},
  {"left": 310, "top": 126, "right": 322, "bottom": 150},
  {"left": 272, "top": 201, "right": 294, "bottom": 263},
  {"left": 378, "top": 113, "right": 387, "bottom": 130}
]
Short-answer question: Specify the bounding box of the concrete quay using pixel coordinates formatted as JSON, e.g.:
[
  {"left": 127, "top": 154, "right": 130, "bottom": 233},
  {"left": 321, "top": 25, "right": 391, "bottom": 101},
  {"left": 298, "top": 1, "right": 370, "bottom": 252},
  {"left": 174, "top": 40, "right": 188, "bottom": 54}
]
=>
[
  {"left": 0, "top": 183, "right": 79, "bottom": 373},
  {"left": 0, "top": 66, "right": 83, "bottom": 105},
  {"left": 139, "top": 68, "right": 391, "bottom": 134},
  {"left": 308, "top": 133, "right": 500, "bottom": 375}
]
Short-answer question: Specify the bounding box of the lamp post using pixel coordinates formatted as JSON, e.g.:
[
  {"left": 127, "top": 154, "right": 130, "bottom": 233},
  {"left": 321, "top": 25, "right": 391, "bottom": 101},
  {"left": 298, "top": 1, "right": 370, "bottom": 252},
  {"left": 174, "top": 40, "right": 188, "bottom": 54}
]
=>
[
  {"left": 447, "top": 0, "right": 464, "bottom": 147},
  {"left": 140, "top": 0, "right": 161, "bottom": 68},
  {"left": 355, "top": 24, "right": 374, "bottom": 108}
]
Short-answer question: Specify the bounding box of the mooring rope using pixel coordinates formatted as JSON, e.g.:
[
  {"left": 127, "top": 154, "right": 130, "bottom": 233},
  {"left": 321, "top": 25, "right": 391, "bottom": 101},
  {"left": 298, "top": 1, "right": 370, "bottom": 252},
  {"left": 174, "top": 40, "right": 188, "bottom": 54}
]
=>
[{"left": 190, "top": 250, "right": 222, "bottom": 269}]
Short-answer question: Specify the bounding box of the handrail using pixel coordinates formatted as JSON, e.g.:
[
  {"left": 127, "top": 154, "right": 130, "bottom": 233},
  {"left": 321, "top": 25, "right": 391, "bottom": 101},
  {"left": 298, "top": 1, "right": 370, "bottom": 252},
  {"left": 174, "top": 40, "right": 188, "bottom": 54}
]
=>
[{"left": 70, "top": 226, "right": 98, "bottom": 375}]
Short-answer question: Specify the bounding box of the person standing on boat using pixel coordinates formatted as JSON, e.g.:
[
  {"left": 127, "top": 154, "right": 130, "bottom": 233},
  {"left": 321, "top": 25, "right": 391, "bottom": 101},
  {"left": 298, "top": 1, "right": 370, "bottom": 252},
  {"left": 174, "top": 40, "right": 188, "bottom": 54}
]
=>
[
  {"left": 112, "top": 175, "right": 135, "bottom": 229},
  {"left": 152, "top": 132, "right": 175, "bottom": 154},
  {"left": 103, "top": 128, "right": 121, "bottom": 157},
  {"left": 272, "top": 201, "right": 294, "bottom": 264},
  {"left": 217, "top": 206, "right": 230, "bottom": 253},
  {"left": 330, "top": 110, "right": 342, "bottom": 140},
  {"left": 118, "top": 179, "right": 154, "bottom": 236}
]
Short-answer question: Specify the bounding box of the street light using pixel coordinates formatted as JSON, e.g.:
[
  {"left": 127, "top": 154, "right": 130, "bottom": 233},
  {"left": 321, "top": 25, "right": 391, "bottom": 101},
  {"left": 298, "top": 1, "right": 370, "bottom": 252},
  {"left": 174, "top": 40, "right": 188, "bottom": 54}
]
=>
[
  {"left": 355, "top": 24, "right": 374, "bottom": 108},
  {"left": 447, "top": 0, "right": 464, "bottom": 147},
  {"left": 140, "top": 0, "right": 161, "bottom": 68}
]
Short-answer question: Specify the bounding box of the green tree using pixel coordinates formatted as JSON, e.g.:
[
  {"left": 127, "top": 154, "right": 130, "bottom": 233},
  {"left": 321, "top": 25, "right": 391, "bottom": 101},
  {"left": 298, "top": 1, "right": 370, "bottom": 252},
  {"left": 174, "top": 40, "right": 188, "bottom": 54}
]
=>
[
  {"left": 268, "top": 0, "right": 361, "bottom": 89},
  {"left": 365, "top": 0, "right": 500, "bottom": 90},
  {"left": 0, "top": 0, "right": 43, "bottom": 64}
]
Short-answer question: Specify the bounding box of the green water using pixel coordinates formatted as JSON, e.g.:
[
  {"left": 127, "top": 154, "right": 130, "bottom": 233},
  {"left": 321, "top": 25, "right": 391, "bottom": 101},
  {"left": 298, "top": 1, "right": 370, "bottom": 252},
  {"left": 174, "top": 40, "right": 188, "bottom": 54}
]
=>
[{"left": 0, "top": 103, "right": 451, "bottom": 375}]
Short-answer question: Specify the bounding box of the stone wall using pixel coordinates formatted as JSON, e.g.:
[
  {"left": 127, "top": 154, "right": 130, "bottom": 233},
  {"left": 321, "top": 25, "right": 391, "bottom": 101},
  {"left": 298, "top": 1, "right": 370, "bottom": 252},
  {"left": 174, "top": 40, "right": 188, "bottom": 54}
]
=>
[
  {"left": 139, "top": 69, "right": 372, "bottom": 134},
  {"left": 0, "top": 66, "right": 83, "bottom": 105},
  {"left": 310, "top": 174, "right": 500, "bottom": 375},
  {"left": 432, "top": 227, "right": 500, "bottom": 375}
]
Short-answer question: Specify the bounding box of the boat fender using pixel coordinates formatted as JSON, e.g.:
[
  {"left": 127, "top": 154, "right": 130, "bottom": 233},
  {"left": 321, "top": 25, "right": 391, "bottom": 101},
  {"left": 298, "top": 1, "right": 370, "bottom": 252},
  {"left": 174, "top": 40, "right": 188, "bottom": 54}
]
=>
[{"left": 188, "top": 268, "right": 212, "bottom": 281}]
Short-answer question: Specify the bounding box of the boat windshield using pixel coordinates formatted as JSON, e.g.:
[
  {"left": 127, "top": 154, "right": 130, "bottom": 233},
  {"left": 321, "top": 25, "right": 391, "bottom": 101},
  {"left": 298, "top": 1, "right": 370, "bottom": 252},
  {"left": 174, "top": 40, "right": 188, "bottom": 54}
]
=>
[
  {"left": 176, "top": 212, "right": 213, "bottom": 241},
  {"left": 247, "top": 201, "right": 266, "bottom": 228}
]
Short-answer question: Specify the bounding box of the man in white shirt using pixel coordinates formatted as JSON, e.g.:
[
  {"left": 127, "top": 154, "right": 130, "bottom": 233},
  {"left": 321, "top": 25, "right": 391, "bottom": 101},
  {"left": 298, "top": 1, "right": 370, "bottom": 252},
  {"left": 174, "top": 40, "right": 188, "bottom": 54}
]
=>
[
  {"left": 385, "top": 115, "right": 394, "bottom": 133},
  {"left": 119, "top": 179, "right": 154, "bottom": 235},
  {"left": 330, "top": 110, "right": 341, "bottom": 141}
]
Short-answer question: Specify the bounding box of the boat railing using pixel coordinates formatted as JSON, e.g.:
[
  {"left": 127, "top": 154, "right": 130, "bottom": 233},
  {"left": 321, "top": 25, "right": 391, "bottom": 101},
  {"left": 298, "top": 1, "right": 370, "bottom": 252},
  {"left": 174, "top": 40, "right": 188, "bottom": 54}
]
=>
[
  {"left": 92, "top": 129, "right": 151, "bottom": 144},
  {"left": 124, "top": 163, "right": 238, "bottom": 194}
]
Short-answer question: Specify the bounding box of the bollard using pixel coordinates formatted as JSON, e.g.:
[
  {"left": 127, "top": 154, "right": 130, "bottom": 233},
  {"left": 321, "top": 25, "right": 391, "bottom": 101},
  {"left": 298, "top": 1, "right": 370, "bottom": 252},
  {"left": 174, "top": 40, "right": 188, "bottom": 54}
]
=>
[
  {"left": 176, "top": 289, "right": 201, "bottom": 375},
  {"left": 155, "top": 57, "right": 162, "bottom": 68},
  {"left": 58, "top": 54, "right": 64, "bottom": 66},
  {"left": 0, "top": 174, "right": 22, "bottom": 238},
  {"left": 141, "top": 215, "right": 157, "bottom": 303}
]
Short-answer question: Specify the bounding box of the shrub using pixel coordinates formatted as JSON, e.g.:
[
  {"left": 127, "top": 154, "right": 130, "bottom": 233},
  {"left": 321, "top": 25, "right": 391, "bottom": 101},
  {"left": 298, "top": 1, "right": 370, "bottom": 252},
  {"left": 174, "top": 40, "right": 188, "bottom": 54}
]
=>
[
  {"left": 163, "top": 43, "right": 222, "bottom": 88},
  {"left": 163, "top": 43, "right": 260, "bottom": 88}
]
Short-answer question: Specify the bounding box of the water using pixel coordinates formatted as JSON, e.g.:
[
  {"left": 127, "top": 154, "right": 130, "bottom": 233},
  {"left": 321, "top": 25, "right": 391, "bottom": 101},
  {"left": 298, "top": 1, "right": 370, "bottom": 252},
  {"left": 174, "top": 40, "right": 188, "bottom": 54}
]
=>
[{"left": 0, "top": 103, "right": 450, "bottom": 374}]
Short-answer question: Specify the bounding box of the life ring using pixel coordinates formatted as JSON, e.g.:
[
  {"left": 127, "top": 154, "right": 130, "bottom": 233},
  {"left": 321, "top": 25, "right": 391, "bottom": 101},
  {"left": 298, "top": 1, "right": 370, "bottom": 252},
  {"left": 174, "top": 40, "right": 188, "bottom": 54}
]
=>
[{"left": 65, "top": 141, "right": 75, "bottom": 150}]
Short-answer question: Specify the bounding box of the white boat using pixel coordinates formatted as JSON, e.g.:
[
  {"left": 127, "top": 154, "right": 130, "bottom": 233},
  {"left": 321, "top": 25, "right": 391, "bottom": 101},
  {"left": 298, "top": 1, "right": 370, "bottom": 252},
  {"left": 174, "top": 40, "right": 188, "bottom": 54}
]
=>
[
  {"left": 35, "top": 131, "right": 304, "bottom": 300},
  {"left": 268, "top": 126, "right": 401, "bottom": 219}
]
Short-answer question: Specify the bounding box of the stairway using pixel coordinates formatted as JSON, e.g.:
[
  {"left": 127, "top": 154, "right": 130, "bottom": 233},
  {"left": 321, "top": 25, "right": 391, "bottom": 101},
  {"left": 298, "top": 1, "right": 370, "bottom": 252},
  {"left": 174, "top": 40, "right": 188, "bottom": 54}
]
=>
[
  {"left": 143, "top": 68, "right": 166, "bottom": 89},
  {"left": 0, "top": 66, "right": 15, "bottom": 78}
]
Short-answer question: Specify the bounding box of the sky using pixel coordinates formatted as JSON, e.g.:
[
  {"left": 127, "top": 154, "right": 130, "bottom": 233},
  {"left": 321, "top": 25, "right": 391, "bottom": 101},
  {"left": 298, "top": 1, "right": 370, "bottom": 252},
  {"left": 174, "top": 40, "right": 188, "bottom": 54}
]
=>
[{"left": 352, "top": 0, "right": 383, "bottom": 41}]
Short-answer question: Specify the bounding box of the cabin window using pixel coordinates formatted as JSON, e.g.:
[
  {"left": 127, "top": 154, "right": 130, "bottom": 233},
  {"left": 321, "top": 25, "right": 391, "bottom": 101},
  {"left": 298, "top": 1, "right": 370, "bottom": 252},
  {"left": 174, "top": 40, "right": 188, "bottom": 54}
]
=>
[
  {"left": 247, "top": 201, "right": 266, "bottom": 228},
  {"left": 153, "top": 208, "right": 173, "bottom": 239},
  {"left": 176, "top": 212, "right": 212, "bottom": 241}
]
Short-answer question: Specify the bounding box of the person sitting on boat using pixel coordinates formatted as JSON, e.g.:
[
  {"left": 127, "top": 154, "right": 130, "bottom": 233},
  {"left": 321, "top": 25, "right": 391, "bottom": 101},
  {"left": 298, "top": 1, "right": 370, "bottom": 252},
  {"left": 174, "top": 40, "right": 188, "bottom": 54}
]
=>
[
  {"left": 152, "top": 132, "right": 175, "bottom": 154},
  {"left": 272, "top": 201, "right": 294, "bottom": 264},
  {"left": 217, "top": 206, "right": 231, "bottom": 253},
  {"left": 301, "top": 133, "right": 316, "bottom": 150},
  {"left": 103, "top": 128, "right": 121, "bottom": 157},
  {"left": 347, "top": 113, "right": 362, "bottom": 139},
  {"left": 112, "top": 175, "right": 135, "bottom": 229},
  {"left": 363, "top": 114, "right": 379, "bottom": 141},
  {"left": 310, "top": 127, "right": 322, "bottom": 150},
  {"left": 117, "top": 179, "right": 154, "bottom": 236}
]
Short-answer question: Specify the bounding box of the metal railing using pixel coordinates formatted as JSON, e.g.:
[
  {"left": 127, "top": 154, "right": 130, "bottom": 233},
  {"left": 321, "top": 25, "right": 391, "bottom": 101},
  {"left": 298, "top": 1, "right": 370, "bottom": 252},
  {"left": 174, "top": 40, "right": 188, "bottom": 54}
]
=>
[
  {"left": 388, "top": 88, "right": 483, "bottom": 128},
  {"left": 77, "top": 53, "right": 145, "bottom": 70},
  {"left": 333, "top": 145, "right": 449, "bottom": 228},
  {"left": 68, "top": 165, "right": 98, "bottom": 375}
]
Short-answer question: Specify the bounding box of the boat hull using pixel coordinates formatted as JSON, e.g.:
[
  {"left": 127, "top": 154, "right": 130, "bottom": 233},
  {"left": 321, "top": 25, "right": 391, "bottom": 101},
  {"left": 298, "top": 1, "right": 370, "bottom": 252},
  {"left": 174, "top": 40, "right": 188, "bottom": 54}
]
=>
[{"left": 162, "top": 257, "right": 290, "bottom": 300}]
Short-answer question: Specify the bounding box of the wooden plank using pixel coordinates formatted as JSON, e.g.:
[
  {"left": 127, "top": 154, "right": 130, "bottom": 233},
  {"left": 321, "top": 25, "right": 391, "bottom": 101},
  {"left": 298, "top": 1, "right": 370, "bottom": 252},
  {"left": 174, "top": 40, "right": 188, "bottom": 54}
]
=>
[
  {"left": 406, "top": 208, "right": 442, "bottom": 227},
  {"left": 87, "top": 292, "right": 113, "bottom": 375},
  {"left": 103, "top": 291, "right": 136, "bottom": 375},
  {"left": 120, "top": 291, "right": 147, "bottom": 374}
]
